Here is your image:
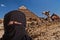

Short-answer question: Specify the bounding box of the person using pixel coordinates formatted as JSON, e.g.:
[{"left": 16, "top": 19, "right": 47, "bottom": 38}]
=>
[{"left": 1, "top": 10, "right": 32, "bottom": 40}]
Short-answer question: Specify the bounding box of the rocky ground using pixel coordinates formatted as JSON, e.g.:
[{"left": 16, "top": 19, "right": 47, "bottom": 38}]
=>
[
  {"left": 26, "top": 20, "right": 60, "bottom": 40},
  {"left": 0, "top": 30, "right": 4, "bottom": 38},
  {"left": 0, "top": 20, "right": 60, "bottom": 40}
]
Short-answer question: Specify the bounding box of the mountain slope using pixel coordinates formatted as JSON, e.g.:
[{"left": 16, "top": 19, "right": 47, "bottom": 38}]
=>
[{"left": 26, "top": 21, "right": 60, "bottom": 40}]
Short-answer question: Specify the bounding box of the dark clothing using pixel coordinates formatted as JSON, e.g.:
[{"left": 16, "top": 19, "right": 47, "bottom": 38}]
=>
[{"left": 1, "top": 10, "right": 32, "bottom": 40}]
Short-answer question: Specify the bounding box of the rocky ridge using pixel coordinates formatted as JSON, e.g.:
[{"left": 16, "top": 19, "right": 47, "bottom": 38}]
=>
[{"left": 26, "top": 20, "right": 60, "bottom": 40}]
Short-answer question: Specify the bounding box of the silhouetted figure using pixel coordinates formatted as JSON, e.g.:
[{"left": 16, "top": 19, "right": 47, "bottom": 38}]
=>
[{"left": 1, "top": 10, "right": 32, "bottom": 40}]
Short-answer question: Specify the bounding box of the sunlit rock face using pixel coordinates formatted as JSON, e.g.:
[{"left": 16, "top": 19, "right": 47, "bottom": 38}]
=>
[
  {"left": 0, "top": 19, "right": 4, "bottom": 38},
  {"left": 0, "top": 6, "right": 60, "bottom": 40},
  {"left": 18, "top": 5, "right": 41, "bottom": 24},
  {"left": 27, "top": 21, "right": 60, "bottom": 40},
  {"left": 0, "top": 18, "right": 60, "bottom": 40},
  {"left": 0, "top": 19, "right": 4, "bottom": 30}
]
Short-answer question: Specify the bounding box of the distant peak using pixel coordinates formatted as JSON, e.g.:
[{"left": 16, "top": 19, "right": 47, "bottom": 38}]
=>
[{"left": 19, "top": 5, "right": 27, "bottom": 9}]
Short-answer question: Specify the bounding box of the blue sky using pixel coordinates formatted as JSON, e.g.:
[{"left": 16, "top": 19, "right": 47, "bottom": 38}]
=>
[{"left": 0, "top": 0, "right": 60, "bottom": 18}]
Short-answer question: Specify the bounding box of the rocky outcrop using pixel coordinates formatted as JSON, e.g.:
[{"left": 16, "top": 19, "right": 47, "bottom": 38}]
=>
[
  {"left": 0, "top": 6, "right": 60, "bottom": 40},
  {"left": 0, "top": 19, "right": 3, "bottom": 24},
  {"left": 51, "top": 13, "right": 60, "bottom": 21},
  {"left": 0, "top": 19, "right": 4, "bottom": 30},
  {"left": 18, "top": 6, "right": 41, "bottom": 25},
  {"left": 26, "top": 20, "right": 60, "bottom": 40}
]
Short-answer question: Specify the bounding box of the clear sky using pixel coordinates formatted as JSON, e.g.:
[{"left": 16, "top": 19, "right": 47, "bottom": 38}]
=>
[{"left": 0, "top": 0, "right": 60, "bottom": 18}]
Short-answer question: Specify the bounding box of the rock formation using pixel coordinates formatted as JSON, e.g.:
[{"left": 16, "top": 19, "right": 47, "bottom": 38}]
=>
[{"left": 0, "top": 6, "right": 60, "bottom": 40}]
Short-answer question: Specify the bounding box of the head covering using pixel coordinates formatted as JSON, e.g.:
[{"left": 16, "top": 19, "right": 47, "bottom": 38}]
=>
[
  {"left": 2, "top": 10, "right": 27, "bottom": 40},
  {"left": 4, "top": 10, "right": 26, "bottom": 27}
]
